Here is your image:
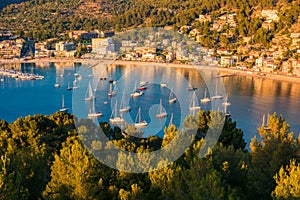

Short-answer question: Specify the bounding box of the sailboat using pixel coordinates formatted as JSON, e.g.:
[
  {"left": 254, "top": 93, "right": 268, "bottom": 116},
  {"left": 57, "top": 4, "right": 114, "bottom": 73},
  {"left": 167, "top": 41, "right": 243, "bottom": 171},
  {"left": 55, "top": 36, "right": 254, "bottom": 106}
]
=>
[
  {"left": 88, "top": 98, "right": 102, "bottom": 118},
  {"left": 223, "top": 101, "right": 231, "bottom": 117},
  {"left": 187, "top": 86, "right": 197, "bottom": 91},
  {"left": 54, "top": 76, "right": 60, "bottom": 87},
  {"left": 74, "top": 63, "right": 80, "bottom": 77},
  {"left": 138, "top": 84, "right": 147, "bottom": 91},
  {"left": 108, "top": 71, "right": 114, "bottom": 83},
  {"left": 160, "top": 73, "right": 167, "bottom": 87},
  {"left": 200, "top": 88, "right": 211, "bottom": 103},
  {"left": 161, "top": 82, "right": 167, "bottom": 87},
  {"left": 134, "top": 107, "right": 148, "bottom": 128},
  {"left": 189, "top": 92, "right": 201, "bottom": 111},
  {"left": 259, "top": 113, "right": 270, "bottom": 130},
  {"left": 59, "top": 95, "right": 68, "bottom": 112},
  {"left": 65, "top": 73, "right": 72, "bottom": 90},
  {"left": 131, "top": 81, "right": 143, "bottom": 98},
  {"left": 169, "top": 113, "right": 174, "bottom": 126},
  {"left": 222, "top": 95, "right": 231, "bottom": 106},
  {"left": 108, "top": 83, "right": 117, "bottom": 96},
  {"left": 211, "top": 83, "right": 223, "bottom": 100},
  {"left": 73, "top": 77, "right": 80, "bottom": 89},
  {"left": 120, "top": 90, "right": 131, "bottom": 113},
  {"left": 100, "top": 68, "right": 107, "bottom": 80},
  {"left": 156, "top": 99, "right": 168, "bottom": 118},
  {"left": 85, "top": 81, "right": 95, "bottom": 101},
  {"left": 110, "top": 100, "right": 125, "bottom": 124},
  {"left": 140, "top": 81, "right": 148, "bottom": 85},
  {"left": 66, "top": 81, "right": 72, "bottom": 91},
  {"left": 169, "top": 88, "right": 177, "bottom": 104}
]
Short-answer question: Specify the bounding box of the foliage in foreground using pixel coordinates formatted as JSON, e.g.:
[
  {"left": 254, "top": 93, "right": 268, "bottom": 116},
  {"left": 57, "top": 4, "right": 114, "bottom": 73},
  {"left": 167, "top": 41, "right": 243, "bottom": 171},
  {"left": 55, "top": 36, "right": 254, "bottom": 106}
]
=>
[{"left": 0, "top": 112, "right": 299, "bottom": 199}]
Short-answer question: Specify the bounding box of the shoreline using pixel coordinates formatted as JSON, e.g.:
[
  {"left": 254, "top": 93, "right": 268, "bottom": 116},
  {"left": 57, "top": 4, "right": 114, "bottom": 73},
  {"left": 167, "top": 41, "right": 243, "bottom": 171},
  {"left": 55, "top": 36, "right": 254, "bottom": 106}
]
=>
[
  {"left": 113, "top": 60, "right": 300, "bottom": 84},
  {"left": 1, "top": 58, "right": 300, "bottom": 84}
]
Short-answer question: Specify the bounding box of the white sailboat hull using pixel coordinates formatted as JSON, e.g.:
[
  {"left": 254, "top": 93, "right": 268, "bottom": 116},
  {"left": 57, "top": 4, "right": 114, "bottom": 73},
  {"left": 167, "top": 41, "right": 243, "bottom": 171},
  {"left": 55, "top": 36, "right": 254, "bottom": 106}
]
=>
[
  {"left": 156, "top": 113, "right": 168, "bottom": 118},
  {"left": 88, "top": 112, "right": 103, "bottom": 118},
  {"left": 211, "top": 95, "right": 223, "bottom": 100},
  {"left": 120, "top": 106, "right": 131, "bottom": 113},
  {"left": 108, "top": 92, "right": 117, "bottom": 96},
  {"left": 160, "top": 83, "right": 167, "bottom": 87},
  {"left": 85, "top": 97, "right": 95, "bottom": 101},
  {"left": 222, "top": 102, "right": 231, "bottom": 106},
  {"left": 135, "top": 121, "right": 148, "bottom": 128},
  {"left": 110, "top": 117, "right": 125, "bottom": 124},
  {"left": 189, "top": 106, "right": 201, "bottom": 111},
  {"left": 169, "top": 98, "right": 177, "bottom": 104},
  {"left": 200, "top": 98, "right": 211, "bottom": 103},
  {"left": 131, "top": 91, "right": 143, "bottom": 98},
  {"left": 59, "top": 107, "right": 68, "bottom": 112}
]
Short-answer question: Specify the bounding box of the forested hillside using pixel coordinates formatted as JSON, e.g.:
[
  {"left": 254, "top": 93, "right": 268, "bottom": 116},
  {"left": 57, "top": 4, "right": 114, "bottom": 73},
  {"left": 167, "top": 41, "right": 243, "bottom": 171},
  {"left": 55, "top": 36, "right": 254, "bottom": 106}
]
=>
[
  {"left": 0, "top": 0, "right": 299, "bottom": 42},
  {"left": 0, "top": 111, "right": 299, "bottom": 199}
]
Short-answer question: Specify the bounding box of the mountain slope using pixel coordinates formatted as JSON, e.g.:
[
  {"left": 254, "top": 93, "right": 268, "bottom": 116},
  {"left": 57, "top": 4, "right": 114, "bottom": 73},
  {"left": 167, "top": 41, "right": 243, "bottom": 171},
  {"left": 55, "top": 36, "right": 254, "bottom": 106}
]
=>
[{"left": 0, "top": 0, "right": 299, "bottom": 42}]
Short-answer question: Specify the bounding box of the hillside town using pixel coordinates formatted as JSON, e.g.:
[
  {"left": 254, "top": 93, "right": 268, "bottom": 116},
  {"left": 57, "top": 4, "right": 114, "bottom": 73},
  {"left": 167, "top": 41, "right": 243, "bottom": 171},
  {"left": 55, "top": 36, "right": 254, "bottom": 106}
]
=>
[{"left": 1, "top": 9, "right": 300, "bottom": 77}]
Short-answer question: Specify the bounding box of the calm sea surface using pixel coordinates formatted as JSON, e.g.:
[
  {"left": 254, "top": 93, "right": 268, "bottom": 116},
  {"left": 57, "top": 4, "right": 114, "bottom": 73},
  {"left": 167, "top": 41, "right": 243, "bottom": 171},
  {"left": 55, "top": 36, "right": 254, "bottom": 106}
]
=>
[{"left": 1, "top": 62, "right": 300, "bottom": 145}]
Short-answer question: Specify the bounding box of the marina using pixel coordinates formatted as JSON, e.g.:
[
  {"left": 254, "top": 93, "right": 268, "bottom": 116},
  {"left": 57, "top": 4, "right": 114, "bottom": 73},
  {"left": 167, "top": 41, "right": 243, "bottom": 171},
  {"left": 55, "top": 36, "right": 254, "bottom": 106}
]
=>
[
  {"left": 0, "top": 68, "right": 44, "bottom": 80},
  {"left": 0, "top": 62, "right": 300, "bottom": 144}
]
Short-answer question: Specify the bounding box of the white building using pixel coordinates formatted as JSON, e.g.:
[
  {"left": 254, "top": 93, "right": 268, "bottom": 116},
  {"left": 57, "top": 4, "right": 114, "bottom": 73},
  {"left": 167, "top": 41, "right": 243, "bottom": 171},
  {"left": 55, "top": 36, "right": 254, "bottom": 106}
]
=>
[
  {"left": 262, "top": 10, "right": 279, "bottom": 22},
  {"left": 220, "top": 56, "right": 235, "bottom": 67},
  {"left": 256, "top": 57, "right": 264, "bottom": 67},
  {"left": 92, "top": 38, "right": 115, "bottom": 55},
  {"left": 55, "top": 42, "right": 74, "bottom": 52}
]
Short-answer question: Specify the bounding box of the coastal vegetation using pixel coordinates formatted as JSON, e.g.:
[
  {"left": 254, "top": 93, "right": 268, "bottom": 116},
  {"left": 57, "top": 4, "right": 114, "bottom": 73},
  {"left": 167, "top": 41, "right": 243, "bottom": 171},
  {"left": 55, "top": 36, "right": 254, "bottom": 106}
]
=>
[
  {"left": 0, "top": 111, "right": 299, "bottom": 199},
  {"left": 0, "top": 0, "right": 299, "bottom": 47}
]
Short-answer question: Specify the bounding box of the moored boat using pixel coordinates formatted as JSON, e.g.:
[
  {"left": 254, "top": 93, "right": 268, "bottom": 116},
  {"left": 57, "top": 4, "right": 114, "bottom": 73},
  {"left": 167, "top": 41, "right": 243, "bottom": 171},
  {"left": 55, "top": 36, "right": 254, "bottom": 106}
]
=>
[
  {"left": 156, "top": 99, "right": 168, "bottom": 118},
  {"left": 168, "top": 88, "right": 177, "bottom": 104},
  {"left": 200, "top": 88, "right": 211, "bottom": 103},
  {"left": 134, "top": 107, "right": 148, "bottom": 128},
  {"left": 59, "top": 95, "right": 69, "bottom": 112}
]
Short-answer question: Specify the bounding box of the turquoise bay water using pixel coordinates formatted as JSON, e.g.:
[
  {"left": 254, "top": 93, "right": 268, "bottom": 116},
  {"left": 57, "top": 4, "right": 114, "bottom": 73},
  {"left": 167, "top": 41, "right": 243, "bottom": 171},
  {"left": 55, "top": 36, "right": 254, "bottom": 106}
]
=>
[{"left": 1, "top": 62, "right": 300, "bottom": 145}]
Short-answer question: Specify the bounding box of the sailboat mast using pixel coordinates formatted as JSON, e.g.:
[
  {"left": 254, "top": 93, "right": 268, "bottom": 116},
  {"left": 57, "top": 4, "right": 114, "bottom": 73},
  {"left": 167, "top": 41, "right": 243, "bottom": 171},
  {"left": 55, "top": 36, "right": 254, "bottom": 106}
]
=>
[
  {"left": 136, "top": 108, "right": 140, "bottom": 122},
  {"left": 169, "top": 113, "right": 173, "bottom": 126},
  {"left": 138, "top": 108, "right": 141, "bottom": 122},
  {"left": 160, "top": 99, "right": 162, "bottom": 113},
  {"left": 62, "top": 95, "right": 64, "bottom": 108},
  {"left": 115, "top": 100, "right": 118, "bottom": 117},
  {"left": 133, "top": 80, "right": 137, "bottom": 92},
  {"left": 193, "top": 92, "right": 196, "bottom": 107}
]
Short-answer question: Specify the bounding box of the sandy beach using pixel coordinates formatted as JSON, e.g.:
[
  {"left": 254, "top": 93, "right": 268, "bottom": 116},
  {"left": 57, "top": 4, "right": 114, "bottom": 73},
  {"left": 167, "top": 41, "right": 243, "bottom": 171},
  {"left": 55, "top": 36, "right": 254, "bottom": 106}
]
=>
[
  {"left": 1, "top": 58, "right": 300, "bottom": 84},
  {"left": 114, "top": 60, "right": 300, "bottom": 84}
]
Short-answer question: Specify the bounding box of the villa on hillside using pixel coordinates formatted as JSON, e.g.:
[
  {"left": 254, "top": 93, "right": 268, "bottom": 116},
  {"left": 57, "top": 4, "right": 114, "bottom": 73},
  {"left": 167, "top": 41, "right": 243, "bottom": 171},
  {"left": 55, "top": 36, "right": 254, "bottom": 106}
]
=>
[{"left": 261, "top": 10, "right": 279, "bottom": 22}]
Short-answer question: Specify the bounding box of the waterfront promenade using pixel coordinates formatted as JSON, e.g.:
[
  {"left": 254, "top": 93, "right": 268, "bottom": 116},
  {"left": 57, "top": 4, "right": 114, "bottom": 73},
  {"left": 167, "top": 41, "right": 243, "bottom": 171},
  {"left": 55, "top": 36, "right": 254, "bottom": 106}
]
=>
[{"left": 1, "top": 58, "right": 300, "bottom": 83}]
